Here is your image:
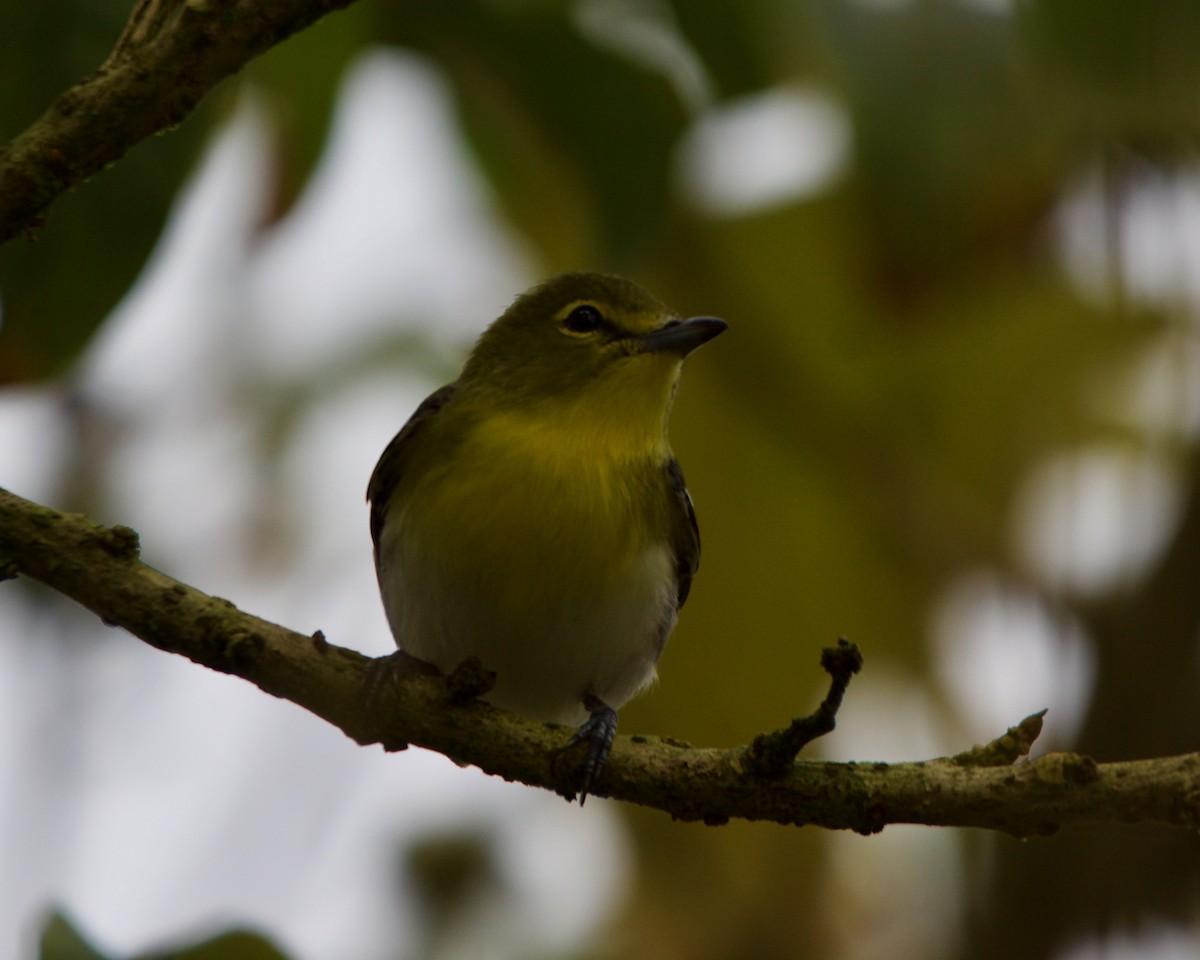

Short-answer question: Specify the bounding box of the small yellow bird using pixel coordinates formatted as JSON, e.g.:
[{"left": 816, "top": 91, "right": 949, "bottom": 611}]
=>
[{"left": 367, "top": 272, "right": 726, "bottom": 800}]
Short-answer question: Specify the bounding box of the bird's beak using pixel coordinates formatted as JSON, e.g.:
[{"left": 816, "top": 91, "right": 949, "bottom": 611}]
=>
[{"left": 637, "top": 316, "right": 728, "bottom": 357}]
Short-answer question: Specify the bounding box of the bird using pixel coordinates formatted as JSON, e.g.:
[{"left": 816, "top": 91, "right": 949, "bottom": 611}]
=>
[{"left": 367, "top": 271, "right": 726, "bottom": 801}]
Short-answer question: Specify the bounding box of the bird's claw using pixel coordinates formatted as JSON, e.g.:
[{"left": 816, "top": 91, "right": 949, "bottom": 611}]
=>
[{"left": 559, "top": 695, "right": 618, "bottom": 805}]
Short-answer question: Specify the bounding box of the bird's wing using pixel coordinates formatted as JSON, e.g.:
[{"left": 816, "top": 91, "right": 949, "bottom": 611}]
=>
[
  {"left": 665, "top": 457, "right": 701, "bottom": 610},
  {"left": 367, "top": 384, "right": 457, "bottom": 558}
]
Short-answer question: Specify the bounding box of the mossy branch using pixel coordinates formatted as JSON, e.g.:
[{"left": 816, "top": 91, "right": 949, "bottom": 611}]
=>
[
  {"left": 0, "top": 0, "right": 358, "bottom": 244},
  {"left": 3, "top": 484, "right": 1199, "bottom": 835}
]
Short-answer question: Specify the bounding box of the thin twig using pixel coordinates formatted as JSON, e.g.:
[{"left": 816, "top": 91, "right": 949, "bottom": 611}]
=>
[{"left": 744, "top": 638, "right": 864, "bottom": 778}]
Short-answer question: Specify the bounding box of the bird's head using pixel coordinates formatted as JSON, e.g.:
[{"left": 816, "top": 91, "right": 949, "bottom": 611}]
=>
[{"left": 459, "top": 273, "right": 726, "bottom": 416}]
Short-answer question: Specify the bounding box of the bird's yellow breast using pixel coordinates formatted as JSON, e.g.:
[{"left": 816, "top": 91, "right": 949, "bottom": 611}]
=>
[
  {"left": 376, "top": 401, "right": 678, "bottom": 722},
  {"left": 435, "top": 404, "right": 670, "bottom": 579}
]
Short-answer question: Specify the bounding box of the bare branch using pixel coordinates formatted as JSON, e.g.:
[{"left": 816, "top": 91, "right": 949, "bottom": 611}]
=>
[
  {"left": 2, "top": 484, "right": 1198, "bottom": 834},
  {"left": 0, "top": 0, "right": 359, "bottom": 244},
  {"left": 744, "top": 638, "right": 864, "bottom": 777}
]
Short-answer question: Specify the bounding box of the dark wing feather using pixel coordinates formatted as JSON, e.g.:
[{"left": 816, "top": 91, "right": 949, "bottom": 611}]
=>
[
  {"left": 367, "top": 384, "right": 457, "bottom": 558},
  {"left": 665, "top": 458, "right": 701, "bottom": 610}
]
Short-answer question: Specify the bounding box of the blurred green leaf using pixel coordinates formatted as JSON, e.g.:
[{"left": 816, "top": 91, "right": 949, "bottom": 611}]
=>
[
  {"left": 671, "top": 0, "right": 830, "bottom": 97},
  {"left": 379, "top": 0, "right": 690, "bottom": 267},
  {"left": 141, "top": 930, "right": 292, "bottom": 960},
  {"left": 1017, "top": 0, "right": 1200, "bottom": 141},
  {"left": 668, "top": 0, "right": 782, "bottom": 97},
  {"left": 38, "top": 910, "right": 293, "bottom": 960},
  {"left": 0, "top": 2, "right": 217, "bottom": 382},
  {"left": 406, "top": 830, "right": 497, "bottom": 938},
  {"left": 0, "top": 119, "right": 212, "bottom": 381},
  {"left": 0, "top": 1, "right": 126, "bottom": 139},
  {"left": 39, "top": 911, "right": 111, "bottom": 960},
  {"left": 822, "top": 1, "right": 1062, "bottom": 286},
  {"left": 245, "top": 6, "right": 373, "bottom": 219}
]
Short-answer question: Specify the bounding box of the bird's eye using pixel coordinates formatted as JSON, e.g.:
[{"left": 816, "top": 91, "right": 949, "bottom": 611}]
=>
[{"left": 564, "top": 305, "right": 602, "bottom": 334}]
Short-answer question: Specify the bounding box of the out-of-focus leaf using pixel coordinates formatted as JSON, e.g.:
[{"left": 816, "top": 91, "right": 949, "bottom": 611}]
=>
[
  {"left": 143, "top": 930, "right": 293, "bottom": 960},
  {"left": 37, "top": 911, "right": 292, "bottom": 960},
  {"left": 245, "top": 6, "right": 373, "bottom": 219},
  {"left": 1017, "top": 0, "right": 1200, "bottom": 141},
  {"left": 668, "top": 0, "right": 793, "bottom": 97},
  {"left": 710, "top": 198, "right": 1148, "bottom": 555},
  {"left": 0, "top": 3, "right": 216, "bottom": 383},
  {"left": 39, "top": 910, "right": 112, "bottom": 960},
  {"left": 0, "top": 118, "right": 213, "bottom": 382},
  {"left": 0, "top": 1, "right": 125, "bottom": 138},
  {"left": 379, "top": 1, "right": 690, "bottom": 267},
  {"left": 819, "top": 1, "right": 1062, "bottom": 289},
  {"left": 405, "top": 829, "right": 497, "bottom": 946}
]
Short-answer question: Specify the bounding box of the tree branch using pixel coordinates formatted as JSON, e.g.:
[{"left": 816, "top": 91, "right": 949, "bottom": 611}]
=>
[
  {"left": 2, "top": 484, "right": 1198, "bottom": 834},
  {"left": 0, "top": 0, "right": 359, "bottom": 244}
]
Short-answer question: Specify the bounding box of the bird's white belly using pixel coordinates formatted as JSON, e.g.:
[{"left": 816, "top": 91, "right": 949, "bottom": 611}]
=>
[{"left": 376, "top": 462, "right": 675, "bottom": 724}]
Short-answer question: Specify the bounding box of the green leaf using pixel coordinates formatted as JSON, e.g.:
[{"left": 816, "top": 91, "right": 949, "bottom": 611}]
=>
[
  {"left": 245, "top": 6, "right": 373, "bottom": 218},
  {"left": 0, "top": 0, "right": 217, "bottom": 383},
  {"left": 379, "top": 1, "right": 690, "bottom": 267},
  {"left": 144, "top": 930, "right": 293, "bottom": 960},
  {"left": 38, "top": 910, "right": 111, "bottom": 960}
]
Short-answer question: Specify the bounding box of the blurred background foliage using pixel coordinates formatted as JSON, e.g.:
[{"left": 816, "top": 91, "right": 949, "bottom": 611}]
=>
[
  {"left": 39, "top": 910, "right": 290, "bottom": 960},
  {"left": 4, "top": 1, "right": 1200, "bottom": 959}
]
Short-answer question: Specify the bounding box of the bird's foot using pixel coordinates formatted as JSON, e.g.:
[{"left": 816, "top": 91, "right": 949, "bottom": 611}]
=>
[
  {"left": 361, "top": 649, "right": 441, "bottom": 748},
  {"left": 558, "top": 694, "right": 618, "bottom": 805}
]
